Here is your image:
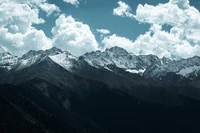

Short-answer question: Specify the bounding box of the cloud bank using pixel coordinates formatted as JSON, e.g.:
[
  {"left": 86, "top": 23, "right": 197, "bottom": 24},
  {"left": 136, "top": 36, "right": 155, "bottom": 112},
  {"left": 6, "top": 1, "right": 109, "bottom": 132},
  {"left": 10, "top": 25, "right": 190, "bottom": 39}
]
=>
[
  {"left": 0, "top": 0, "right": 98, "bottom": 56},
  {"left": 110, "top": 0, "right": 200, "bottom": 59},
  {"left": 52, "top": 14, "right": 99, "bottom": 56},
  {"left": 0, "top": 0, "right": 59, "bottom": 55},
  {"left": 1, "top": 0, "right": 200, "bottom": 60}
]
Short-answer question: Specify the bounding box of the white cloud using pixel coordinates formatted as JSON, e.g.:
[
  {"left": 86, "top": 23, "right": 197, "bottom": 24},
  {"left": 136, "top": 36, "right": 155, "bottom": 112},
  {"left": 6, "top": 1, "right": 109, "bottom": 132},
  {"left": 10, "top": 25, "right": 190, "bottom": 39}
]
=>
[
  {"left": 110, "top": 0, "right": 200, "bottom": 59},
  {"left": 11, "top": 0, "right": 46, "bottom": 5},
  {"left": 63, "top": 0, "right": 79, "bottom": 6},
  {"left": 102, "top": 34, "right": 134, "bottom": 51},
  {"left": 0, "top": 0, "right": 45, "bottom": 33},
  {"left": 96, "top": 29, "right": 110, "bottom": 35},
  {"left": 0, "top": 28, "right": 52, "bottom": 55},
  {"left": 52, "top": 14, "right": 99, "bottom": 56},
  {"left": 39, "top": 3, "right": 60, "bottom": 16},
  {"left": 149, "top": 24, "right": 162, "bottom": 33},
  {"left": 135, "top": 2, "right": 189, "bottom": 27},
  {"left": 169, "top": 0, "right": 189, "bottom": 9},
  {"left": 113, "top": 1, "right": 135, "bottom": 18},
  {"left": 12, "top": 0, "right": 61, "bottom": 17},
  {"left": 0, "top": 0, "right": 54, "bottom": 56}
]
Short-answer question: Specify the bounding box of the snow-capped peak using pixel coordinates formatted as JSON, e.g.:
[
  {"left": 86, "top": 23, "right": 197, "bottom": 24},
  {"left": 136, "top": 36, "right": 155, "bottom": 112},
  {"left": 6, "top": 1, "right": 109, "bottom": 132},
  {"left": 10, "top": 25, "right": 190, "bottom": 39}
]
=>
[
  {"left": 2, "top": 46, "right": 200, "bottom": 80},
  {"left": 0, "top": 52, "right": 13, "bottom": 58},
  {"left": 21, "top": 47, "right": 63, "bottom": 60},
  {"left": 0, "top": 52, "right": 18, "bottom": 70},
  {"left": 21, "top": 50, "right": 44, "bottom": 59},
  {"left": 82, "top": 47, "right": 159, "bottom": 71},
  {"left": 105, "top": 46, "right": 129, "bottom": 55},
  {"left": 49, "top": 51, "right": 77, "bottom": 71},
  {"left": 14, "top": 47, "right": 64, "bottom": 71},
  {"left": 44, "top": 47, "right": 63, "bottom": 56}
]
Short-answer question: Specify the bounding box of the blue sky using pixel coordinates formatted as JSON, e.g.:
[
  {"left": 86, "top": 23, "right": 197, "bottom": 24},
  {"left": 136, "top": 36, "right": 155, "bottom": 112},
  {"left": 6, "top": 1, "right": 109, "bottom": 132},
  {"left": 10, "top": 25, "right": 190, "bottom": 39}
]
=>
[
  {"left": 37, "top": 0, "right": 200, "bottom": 41},
  {"left": 1, "top": 0, "right": 200, "bottom": 59},
  {"left": 37, "top": 0, "right": 170, "bottom": 42}
]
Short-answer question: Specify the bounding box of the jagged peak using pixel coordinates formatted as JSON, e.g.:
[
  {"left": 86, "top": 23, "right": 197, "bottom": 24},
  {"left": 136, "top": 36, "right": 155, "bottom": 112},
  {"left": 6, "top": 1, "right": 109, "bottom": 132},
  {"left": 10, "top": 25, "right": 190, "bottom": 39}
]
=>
[
  {"left": 63, "top": 50, "right": 74, "bottom": 56},
  {"left": 45, "top": 47, "right": 63, "bottom": 54},
  {"left": 83, "top": 50, "right": 103, "bottom": 58},
  {"left": 21, "top": 47, "right": 64, "bottom": 59},
  {"left": 0, "top": 52, "right": 15, "bottom": 57},
  {"left": 21, "top": 49, "right": 44, "bottom": 59},
  {"left": 0, "top": 52, "right": 18, "bottom": 60},
  {"left": 138, "top": 54, "right": 161, "bottom": 63},
  {"left": 185, "top": 55, "right": 200, "bottom": 61},
  {"left": 105, "top": 46, "right": 128, "bottom": 54},
  {"left": 162, "top": 56, "right": 171, "bottom": 61}
]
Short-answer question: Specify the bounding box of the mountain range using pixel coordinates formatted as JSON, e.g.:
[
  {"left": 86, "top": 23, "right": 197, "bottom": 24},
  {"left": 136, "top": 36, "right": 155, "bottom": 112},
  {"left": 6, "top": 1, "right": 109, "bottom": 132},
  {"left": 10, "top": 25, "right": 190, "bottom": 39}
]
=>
[{"left": 1, "top": 46, "right": 200, "bottom": 133}]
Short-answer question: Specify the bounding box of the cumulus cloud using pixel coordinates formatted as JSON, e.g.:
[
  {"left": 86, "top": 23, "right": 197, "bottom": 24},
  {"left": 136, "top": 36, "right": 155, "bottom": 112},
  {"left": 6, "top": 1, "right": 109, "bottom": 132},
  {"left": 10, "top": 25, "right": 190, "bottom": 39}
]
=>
[
  {"left": 102, "top": 34, "right": 133, "bottom": 51},
  {"left": 39, "top": 3, "right": 60, "bottom": 16},
  {"left": 110, "top": 0, "right": 200, "bottom": 59},
  {"left": 63, "top": 0, "right": 79, "bottom": 6},
  {"left": 96, "top": 29, "right": 110, "bottom": 35},
  {"left": 0, "top": 0, "right": 45, "bottom": 33},
  {"left": 113, "top": 1, "right": 135, "bottom": 18},
  {"left": 0, "top": 28, "right": 52, "bottom": 55},
  {"left": 0, "top": 0, "right": 61, "bottom": 55},
  {"left": 12, "top": 0, "right": 60, "bottom": 16},
  {"left": 0, "top": 0, "right": 99, "bottom": 56},
  {"left": 52, "top": 14, "right": 99, "bottom": 56}
]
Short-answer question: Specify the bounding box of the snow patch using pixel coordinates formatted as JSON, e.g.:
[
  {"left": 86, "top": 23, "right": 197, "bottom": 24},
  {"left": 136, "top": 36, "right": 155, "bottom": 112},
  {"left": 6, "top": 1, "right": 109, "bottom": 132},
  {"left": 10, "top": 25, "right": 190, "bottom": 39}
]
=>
[
  {"left": 21, "top": 59, "right": 28, "bottom": 65},
  {"left": 126, "top": 69, "right": 146, "bottom": 75},
  {"left": 50, "top": 53, "right": 77, "bottom": 70},
  {"left": 177, "top": 66, "right": 200, "bottom": 77},
  {"left": 104, "top": 66, "right": 113, "bottom": 72}
]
